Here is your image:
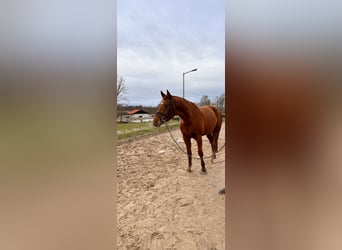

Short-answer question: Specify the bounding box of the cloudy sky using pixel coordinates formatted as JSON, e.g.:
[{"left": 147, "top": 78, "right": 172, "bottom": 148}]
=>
[
  {"left": 117, "top": 0, "right": 342, "bottom": 106},
  {"left": 117, "top": 0, "right": 225, "bottom": 106}
]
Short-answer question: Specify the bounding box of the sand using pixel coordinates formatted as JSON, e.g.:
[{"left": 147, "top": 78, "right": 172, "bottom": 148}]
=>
[{"left": 117, "top": 123, "right": 225, "bottom": 249}]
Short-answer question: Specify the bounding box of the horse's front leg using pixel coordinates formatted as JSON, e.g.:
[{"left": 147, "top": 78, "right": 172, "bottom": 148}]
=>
[
  {"left": 196, "top": 136, "right": 206, "bottom": 174},
  {"left": 183, "top": 135, "right": 192, "bottom": 172}
]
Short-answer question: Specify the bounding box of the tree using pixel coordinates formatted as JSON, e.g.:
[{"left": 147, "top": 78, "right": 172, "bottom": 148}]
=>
[
  {"left": 213, "top": 92, "right": 225, "bottom": 113},
  {"left": 199, "top": 95, "right": 211, "bottom": 105},
  {"left": 117, "top": 76, "right": 128, "bottom": 105}
]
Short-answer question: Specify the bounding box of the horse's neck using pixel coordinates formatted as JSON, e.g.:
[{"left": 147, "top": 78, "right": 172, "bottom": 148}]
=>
[{"left": 173, "top": 97, "right": 199, "bottom": 123}]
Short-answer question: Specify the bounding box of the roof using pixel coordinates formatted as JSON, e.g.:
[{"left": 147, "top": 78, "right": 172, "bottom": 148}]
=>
[{"left": 127, "top": 109, "right": 150, "bottom": 115}]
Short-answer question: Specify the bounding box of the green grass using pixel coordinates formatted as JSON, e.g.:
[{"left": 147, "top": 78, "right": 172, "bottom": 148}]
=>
[
  {"left": 117, "top": 122, "right": 152, "bottom": 131},
  {"left": 117, "top": 120, "right": 180, "bottom": 141}
]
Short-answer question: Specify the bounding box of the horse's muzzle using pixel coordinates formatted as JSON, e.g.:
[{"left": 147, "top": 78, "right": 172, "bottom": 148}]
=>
[{"left": 153, "top": 118, "right": 165, "bottom": 127}]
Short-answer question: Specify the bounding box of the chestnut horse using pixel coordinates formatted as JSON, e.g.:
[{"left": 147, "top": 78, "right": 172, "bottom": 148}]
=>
[{"left": 153, "top": 90, "right": 222, "bottom": 174}]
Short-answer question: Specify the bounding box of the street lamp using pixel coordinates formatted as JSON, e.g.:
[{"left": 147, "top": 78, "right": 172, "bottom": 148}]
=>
[{"left": 183, "top": 68, "right": 197, "bottom": 98}]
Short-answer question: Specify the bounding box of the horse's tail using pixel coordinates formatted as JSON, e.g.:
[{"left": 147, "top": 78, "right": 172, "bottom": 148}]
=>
[
  {"left": 209, "top": 106, "right": 223, "bottom": 126},
  {"left": 209, "top": 106, "right": 222, "bottom": 153}
]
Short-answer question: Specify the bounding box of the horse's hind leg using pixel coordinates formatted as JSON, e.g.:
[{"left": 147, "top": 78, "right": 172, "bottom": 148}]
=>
[
  {"left": 183, "top": 135, "right": 192, "bottom": 172},
  {"left": 196, "top": 136, "right": 206, "bottom": 174}
]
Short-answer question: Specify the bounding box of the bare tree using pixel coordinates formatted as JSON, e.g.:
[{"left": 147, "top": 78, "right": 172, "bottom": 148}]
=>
[
  {"left": 198, "top": 95, "right": 211, "bottom": 106},
  {"left": 117, "top": 76, "right": 128, "bottom": 105},
  {"left": 213, "top": 92, "right": 225, "bottom": 113}
]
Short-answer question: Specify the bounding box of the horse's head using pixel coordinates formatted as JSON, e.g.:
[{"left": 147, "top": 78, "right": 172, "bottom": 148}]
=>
[{"left": 153, "top": 90, "right": 175, "bottom": 127}]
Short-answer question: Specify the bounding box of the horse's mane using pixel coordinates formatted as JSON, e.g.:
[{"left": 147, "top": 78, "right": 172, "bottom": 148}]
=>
[{"left": 172, "top": 96, "right": 201, "bottom": 115}]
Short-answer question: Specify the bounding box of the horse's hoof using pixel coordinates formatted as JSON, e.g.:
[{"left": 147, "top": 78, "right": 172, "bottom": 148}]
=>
[
  {"left": 187, "top": 168, "right": 192, "bottom": 173},
  {"left": 201, "top": 170, "right": 207, "bottom": 175}
]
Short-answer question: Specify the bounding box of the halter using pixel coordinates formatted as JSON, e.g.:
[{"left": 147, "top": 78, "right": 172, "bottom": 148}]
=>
[{"left": 155, "top": 99, "right": 175, "bottom": 123}]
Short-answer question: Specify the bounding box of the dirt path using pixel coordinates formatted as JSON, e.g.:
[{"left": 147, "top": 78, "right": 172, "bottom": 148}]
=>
[{"left": 117, "top": 123, "right": 225, "bottom": 249}]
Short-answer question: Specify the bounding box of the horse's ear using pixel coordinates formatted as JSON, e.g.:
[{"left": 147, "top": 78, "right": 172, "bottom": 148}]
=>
[
  {"left": 166, "top": 90, "right": 172, "bottom": 99},
  {"left": 161, "top": 91, "right": 166, "bottom": 98}
]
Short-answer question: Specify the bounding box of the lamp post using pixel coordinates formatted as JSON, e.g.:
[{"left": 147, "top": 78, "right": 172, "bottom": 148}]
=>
[{"left": 182, "top": 68, "right": 197, "bottom": 98}]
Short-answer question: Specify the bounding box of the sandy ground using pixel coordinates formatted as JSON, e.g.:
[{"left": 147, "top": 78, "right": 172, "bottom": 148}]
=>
[{"left": 117, "top": 123, "right": 225, "bottom": 250}]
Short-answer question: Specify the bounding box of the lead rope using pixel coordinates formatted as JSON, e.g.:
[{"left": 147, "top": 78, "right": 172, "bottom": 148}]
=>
[{"left": 164, "top": 121, "right": 225, "bottom": 160}]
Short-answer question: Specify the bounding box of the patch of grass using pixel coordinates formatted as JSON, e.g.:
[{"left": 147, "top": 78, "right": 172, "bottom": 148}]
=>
[
  {"left": 117, "top": 122, "right": 151, "bottom": 131},
  {"left": 117, "top": 121, "right": 180, "bottom": 141}
]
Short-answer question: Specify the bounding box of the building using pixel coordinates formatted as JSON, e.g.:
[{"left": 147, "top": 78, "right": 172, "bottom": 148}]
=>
[{"left": 117, "top": 109, "right": 154, "bottom": 123}]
